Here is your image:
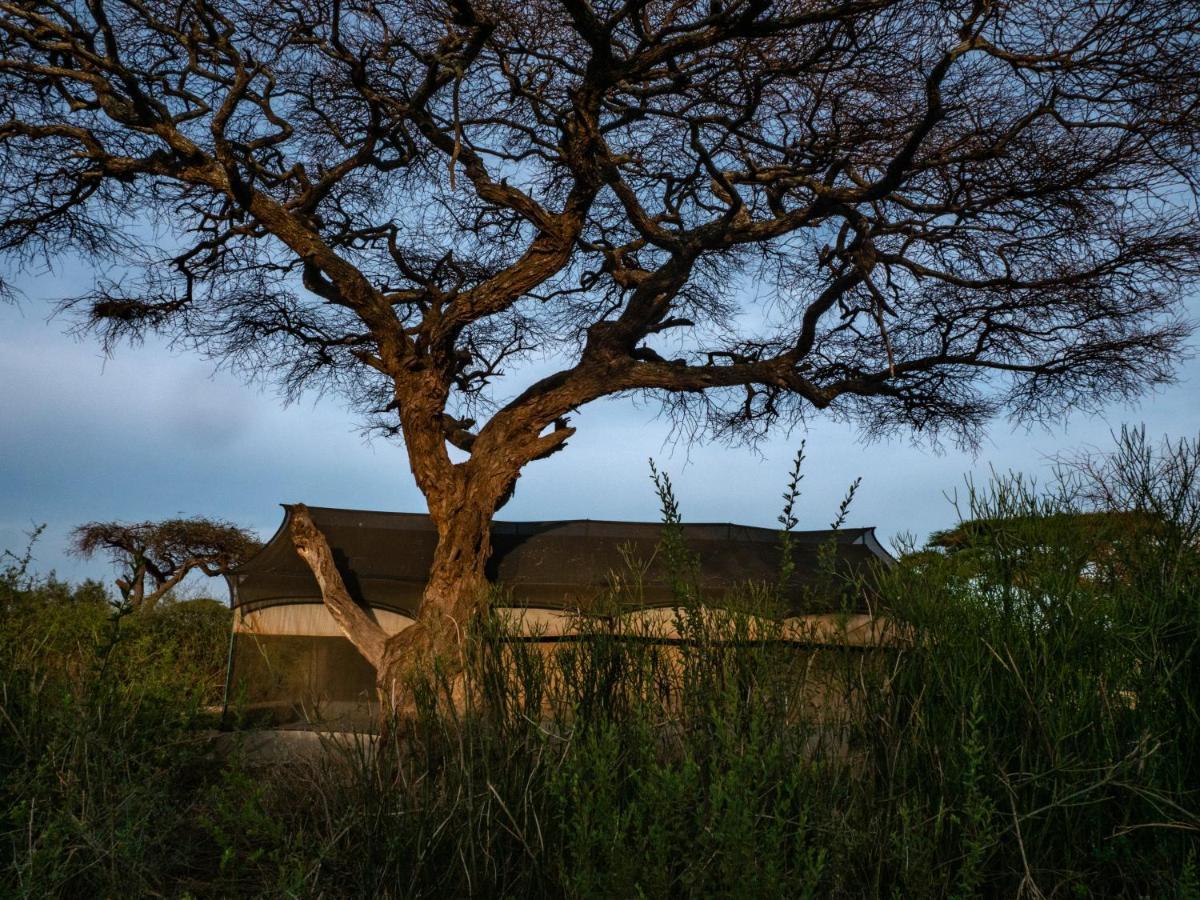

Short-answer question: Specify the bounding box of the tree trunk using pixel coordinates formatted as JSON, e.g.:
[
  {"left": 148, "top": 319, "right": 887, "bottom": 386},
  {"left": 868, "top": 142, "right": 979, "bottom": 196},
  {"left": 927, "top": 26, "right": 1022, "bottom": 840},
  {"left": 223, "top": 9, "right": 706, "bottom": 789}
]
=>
[
  {"left": 375, "top": 499, "right": 494, "bottom": 710},
  {"left": 290, "top": 496, "right": 499, "bottom": 717},
  {"left": 119, "top": 559, "right": 147, "bottom": 610},
  {"left": 290, "top": 376, "right": 534, "bottom": 717}
]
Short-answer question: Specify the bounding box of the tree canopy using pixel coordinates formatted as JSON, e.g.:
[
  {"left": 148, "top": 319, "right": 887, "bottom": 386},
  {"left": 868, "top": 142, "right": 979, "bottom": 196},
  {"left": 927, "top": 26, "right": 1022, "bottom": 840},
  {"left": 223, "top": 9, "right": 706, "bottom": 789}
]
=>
[
  {"left": 3, "top": 0, "right": 1197, "bottom": 451},
  {"left": 71, "top": 517, "right": 260, "bottom": 610}
]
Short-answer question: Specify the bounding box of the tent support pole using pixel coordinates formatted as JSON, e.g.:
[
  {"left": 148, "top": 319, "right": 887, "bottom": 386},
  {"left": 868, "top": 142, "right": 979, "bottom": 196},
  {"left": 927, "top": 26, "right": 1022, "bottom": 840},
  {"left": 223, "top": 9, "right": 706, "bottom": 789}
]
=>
[{"left": 220, "top": 605, "right": 238, "bottom": 730}]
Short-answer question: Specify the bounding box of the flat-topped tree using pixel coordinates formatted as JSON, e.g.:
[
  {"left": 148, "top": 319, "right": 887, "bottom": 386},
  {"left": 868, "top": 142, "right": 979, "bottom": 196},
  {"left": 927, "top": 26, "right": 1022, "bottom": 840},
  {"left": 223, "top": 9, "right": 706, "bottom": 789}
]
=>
[
  {"left": 4, "top": 0, "right": 1199, "bottom": 695},
  {"left": 71, "top": 517, "right": 260, "bottom": 611}
]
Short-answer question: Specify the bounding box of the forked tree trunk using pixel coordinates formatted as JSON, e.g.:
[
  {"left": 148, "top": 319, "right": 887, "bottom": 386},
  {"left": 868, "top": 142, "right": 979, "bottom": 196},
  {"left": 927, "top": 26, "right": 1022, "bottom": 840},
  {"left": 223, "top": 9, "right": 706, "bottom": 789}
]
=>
[
  {"left": 116, "top": 558, "right": 147, "bottom": 610},
  {"left": 289, "top": 499, "right": 497, "bottom": 715},
  {"left": 376, "top": 499, "right": 494, "bottom": 708}
]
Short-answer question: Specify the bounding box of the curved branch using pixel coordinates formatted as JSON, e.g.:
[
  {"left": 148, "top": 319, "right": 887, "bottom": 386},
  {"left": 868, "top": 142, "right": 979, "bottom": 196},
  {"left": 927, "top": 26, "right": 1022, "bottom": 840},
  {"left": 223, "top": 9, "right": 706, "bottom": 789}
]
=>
[{"left": 289, "top": 504, "right": 388, "bottom": 669}]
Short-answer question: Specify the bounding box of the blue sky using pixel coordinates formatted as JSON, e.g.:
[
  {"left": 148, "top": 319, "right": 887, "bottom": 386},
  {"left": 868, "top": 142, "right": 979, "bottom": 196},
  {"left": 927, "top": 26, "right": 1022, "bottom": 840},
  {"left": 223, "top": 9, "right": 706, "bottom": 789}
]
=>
[{"left": 2, "top": 262, "right": 1197, "bottom": 594}]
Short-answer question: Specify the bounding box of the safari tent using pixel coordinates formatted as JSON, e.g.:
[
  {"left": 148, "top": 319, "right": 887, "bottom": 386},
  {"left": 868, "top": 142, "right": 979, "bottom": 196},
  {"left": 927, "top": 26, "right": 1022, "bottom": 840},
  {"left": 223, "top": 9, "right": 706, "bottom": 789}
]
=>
[{"left": 224, "top": 506, "right": 895, "bottom": 727}]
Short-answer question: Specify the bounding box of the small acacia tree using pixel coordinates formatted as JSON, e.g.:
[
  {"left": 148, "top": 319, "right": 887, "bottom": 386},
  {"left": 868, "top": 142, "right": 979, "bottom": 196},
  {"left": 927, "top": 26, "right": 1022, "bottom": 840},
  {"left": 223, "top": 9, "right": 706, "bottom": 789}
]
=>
[
  {"left": 3, "top": 0, "right": 1199, "bottom": 694},
  {"left": 71, "top": 517, "right": 260, "bottom": 611}
]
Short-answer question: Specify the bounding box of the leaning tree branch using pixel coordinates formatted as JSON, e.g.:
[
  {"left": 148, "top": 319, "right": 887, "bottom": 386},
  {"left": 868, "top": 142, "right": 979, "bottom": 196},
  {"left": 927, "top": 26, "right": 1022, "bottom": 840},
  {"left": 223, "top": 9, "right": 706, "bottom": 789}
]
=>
[{"left": 289, "top": 504, "right": 388, "bottom": 669}]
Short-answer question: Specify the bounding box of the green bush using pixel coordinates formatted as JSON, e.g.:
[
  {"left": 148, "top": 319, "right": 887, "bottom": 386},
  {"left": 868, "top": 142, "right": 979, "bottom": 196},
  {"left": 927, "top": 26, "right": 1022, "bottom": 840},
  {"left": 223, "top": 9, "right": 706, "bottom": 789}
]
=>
[{"left": 0, "top": 544, "right": 231, "bottom": 897}]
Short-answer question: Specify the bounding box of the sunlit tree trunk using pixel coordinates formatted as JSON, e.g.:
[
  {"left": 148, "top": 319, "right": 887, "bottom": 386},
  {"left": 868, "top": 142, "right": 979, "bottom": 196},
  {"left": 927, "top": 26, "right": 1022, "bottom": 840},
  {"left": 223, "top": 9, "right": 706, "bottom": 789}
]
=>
[{"left": 375, "top": 497, "right": 497, "bottom": 709}]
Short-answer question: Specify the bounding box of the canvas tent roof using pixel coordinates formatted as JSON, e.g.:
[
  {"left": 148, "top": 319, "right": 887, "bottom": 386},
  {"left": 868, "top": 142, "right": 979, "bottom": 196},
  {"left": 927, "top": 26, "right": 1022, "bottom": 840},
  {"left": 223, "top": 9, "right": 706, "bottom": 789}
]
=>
[{"left": 229, "top": 506, "right": 894, "bottom": 617}]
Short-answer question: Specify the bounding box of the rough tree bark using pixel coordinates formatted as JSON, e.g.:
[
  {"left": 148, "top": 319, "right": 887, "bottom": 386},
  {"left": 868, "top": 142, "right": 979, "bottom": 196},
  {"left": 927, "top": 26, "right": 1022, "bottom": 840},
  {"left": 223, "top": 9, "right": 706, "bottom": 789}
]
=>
[{"left": 289, "top": 498, "right": 500, "bottom": 708}]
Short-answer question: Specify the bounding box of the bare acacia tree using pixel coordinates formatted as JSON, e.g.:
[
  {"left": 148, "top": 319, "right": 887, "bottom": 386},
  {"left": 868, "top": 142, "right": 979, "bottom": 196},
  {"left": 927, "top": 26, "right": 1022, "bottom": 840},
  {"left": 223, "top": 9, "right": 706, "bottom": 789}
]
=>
[
  {"left": 71, "top": 517, "right": 260, "bottom": 610},
  {"left": 4, "top": 0, "right": 1199, "bottom": 693}
]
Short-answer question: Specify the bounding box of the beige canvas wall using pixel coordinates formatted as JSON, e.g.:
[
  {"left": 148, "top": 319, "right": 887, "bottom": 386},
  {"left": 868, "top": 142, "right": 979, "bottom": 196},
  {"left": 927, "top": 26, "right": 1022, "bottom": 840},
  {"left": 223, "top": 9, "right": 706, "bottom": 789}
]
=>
[
  {"left": 236, "top": 602, "right": 895, "bottom": 646},
  {"left": 227, "top": 602, "right": 902, "bottom": 730}
]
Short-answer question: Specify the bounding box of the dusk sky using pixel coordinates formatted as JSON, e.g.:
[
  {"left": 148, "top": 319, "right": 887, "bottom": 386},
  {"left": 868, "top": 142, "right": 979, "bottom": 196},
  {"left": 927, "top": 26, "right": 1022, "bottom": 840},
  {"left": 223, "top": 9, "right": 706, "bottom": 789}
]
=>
[{"left": 3, "top": 260, "right": 1198, "bottom": 593}]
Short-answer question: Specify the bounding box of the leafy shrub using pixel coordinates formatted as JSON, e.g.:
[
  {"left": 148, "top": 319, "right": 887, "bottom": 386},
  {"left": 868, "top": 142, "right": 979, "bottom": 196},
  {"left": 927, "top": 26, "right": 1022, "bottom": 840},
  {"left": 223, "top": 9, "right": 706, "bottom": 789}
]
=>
[{"left": 0, "top": 543, "right": 231, "bottom": 897}]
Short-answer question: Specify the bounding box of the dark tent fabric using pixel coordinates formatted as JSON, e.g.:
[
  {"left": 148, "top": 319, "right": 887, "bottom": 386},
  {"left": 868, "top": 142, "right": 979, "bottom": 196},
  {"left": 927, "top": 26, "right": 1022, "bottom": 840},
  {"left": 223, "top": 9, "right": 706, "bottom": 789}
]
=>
[
  {"left": 229, "top": 505, "right": 894, "bottom": 616},
  {"left": 224, "top": 507, "right": 894, "bottom": 727}
]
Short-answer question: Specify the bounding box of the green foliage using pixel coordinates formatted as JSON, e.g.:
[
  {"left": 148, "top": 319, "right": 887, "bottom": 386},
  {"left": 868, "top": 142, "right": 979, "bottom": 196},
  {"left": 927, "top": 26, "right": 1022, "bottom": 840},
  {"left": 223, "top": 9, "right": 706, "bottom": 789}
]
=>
[
  {"left": 1, "top": 538, "right": 232, "bottom": 897},
  {"left": 777, "top": 441, "right": 806, "bottom": 590},
  {"left": 649, "top": 458, "right": 700, "bottom": 599},
  {"left": 859, "top": 429, "right": 1200, "bottom": 897},
  {"left": 2, "top": 428, "right": 1198, "bottom": 897}
]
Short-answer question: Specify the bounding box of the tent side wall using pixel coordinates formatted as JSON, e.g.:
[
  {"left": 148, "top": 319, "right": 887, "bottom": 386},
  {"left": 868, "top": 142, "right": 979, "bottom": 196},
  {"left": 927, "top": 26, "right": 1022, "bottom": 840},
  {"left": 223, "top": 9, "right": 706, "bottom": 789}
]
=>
[
  {"left": 227, "top": 603, "right": 412, "bottom": 728},
  {"left": 225, "top": 601, "right": 904, "bottom": 730}
]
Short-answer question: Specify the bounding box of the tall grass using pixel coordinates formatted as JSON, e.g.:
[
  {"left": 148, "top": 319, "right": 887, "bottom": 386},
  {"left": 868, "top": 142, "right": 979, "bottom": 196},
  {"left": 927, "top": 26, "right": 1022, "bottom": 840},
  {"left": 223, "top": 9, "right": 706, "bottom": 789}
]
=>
[
  {"left": 2, "top": 428, "right": 1198, "bottom": 897},
  {"left": 864, "top": 476, "right": 1200, "bottom": 896}
]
